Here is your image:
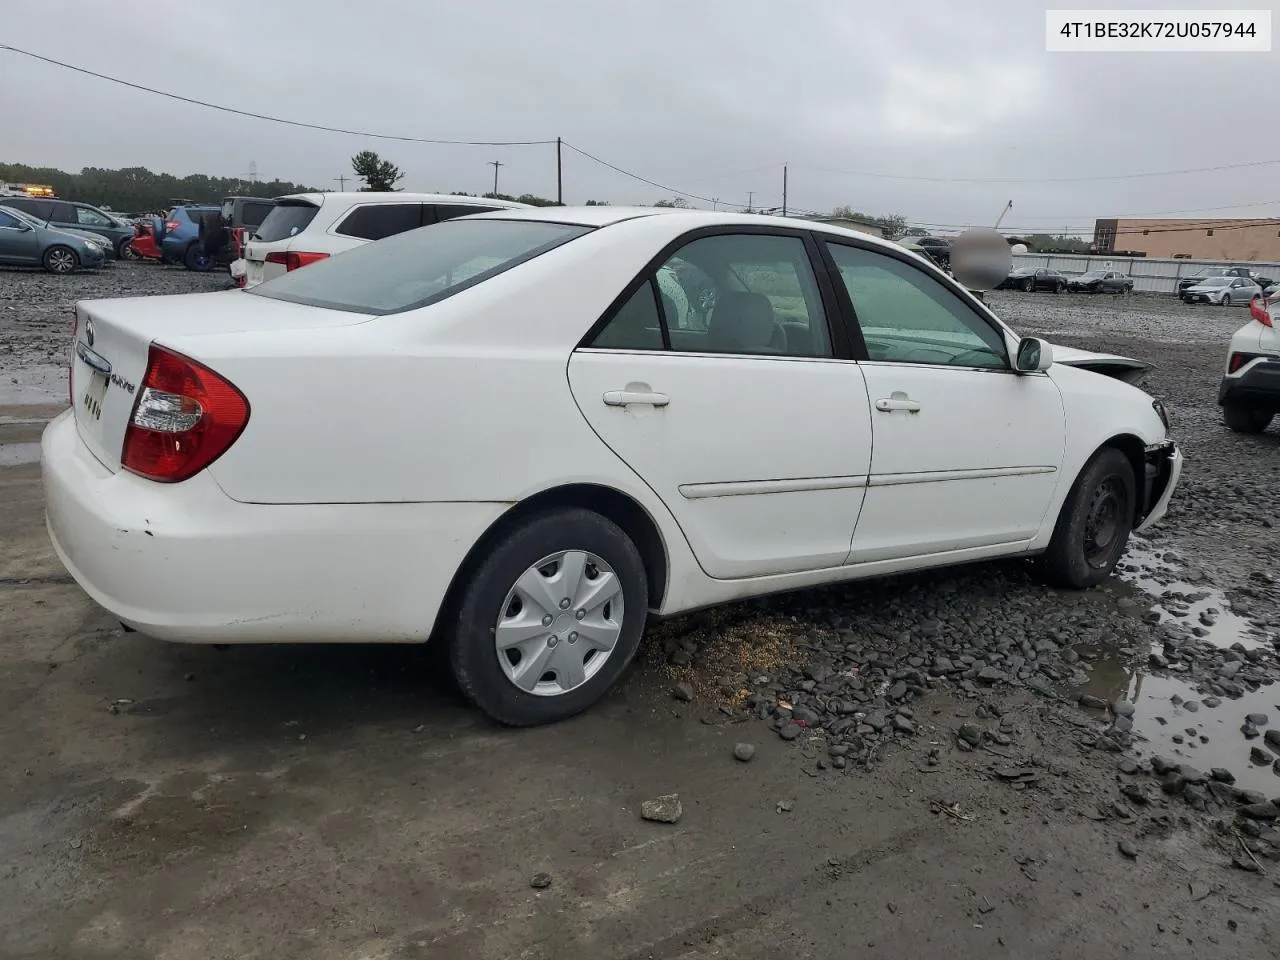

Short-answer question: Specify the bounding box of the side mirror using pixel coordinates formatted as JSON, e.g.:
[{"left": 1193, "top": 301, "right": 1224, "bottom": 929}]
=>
[{"left": 1014, "top": 337, "right": 1054, "bottom": 373}]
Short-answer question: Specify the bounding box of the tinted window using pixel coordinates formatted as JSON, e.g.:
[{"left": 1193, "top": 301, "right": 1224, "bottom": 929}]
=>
[
  {"left": 6, "top": 198, "right": 53, "bottom": 220},
  {"left": 240, "top": 201, "right": 274, "bottom": 228},
  {"left": 0, "top": 211, "right": 22, "bottom": 229},
  {"left": 590, "top": 282, "right": 664, "bottom": 350},
  {"left": 251, "top": 218, "right": 591, "bottom": 315},
  {"left": 75, "top": 206, "right": 114, "bottom": 227},
  {"left": 826, "top": 243, "right": 1007, "bottom": 369},
  {"left": 433, "top": 203, "right": 500, "bottom": 222},
  {"left": 48, "top": 202, "right": 76, "bottom": 222},
  {"left": 254, "top": 202, "right": 319, "bottom": 242},
  {"left": 335, "top": 203, "right": 422, "bottom": 241}
]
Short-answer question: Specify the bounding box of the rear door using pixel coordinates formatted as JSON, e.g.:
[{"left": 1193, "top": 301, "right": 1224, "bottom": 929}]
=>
[{"left": 568, "top": 228, "right": 873, "bottom": 580}]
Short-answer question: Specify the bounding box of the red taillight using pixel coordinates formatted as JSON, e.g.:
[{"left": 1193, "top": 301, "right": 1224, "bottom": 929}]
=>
[
  {"left": 1229, "top": 352, "right": 1263, "bottom": 374},
  {"left": 164, "top": 220, "right": 180, "bottom": 233},
  {"left": 69, "top": 309, "right": 78, "bottom": 407},
  {"left": 265, "top": 250, "right": 329, "bottom": 271},
  {"left": 121, "top": 345, "right": 250, "bottom": 483},
  {"left": 1250, "top": 295, "right": 1274, "bottom": 327}
]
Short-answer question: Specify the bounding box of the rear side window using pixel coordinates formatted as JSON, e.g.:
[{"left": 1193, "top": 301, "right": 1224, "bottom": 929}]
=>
[
  {"left": 49, "top": 202, "right": 76, "bottom": 222},
  {"left": 254, "top": 203, "right": 319, "bottom": 242},
  {"left": 335, "top": 203, "right": 422, "bottom": 241},
  {"left": 250, "top": 218, "right": 591, "bottom": 315},
  {"left": 240, "top": 201, "right": 274, "bottom": 228},
  {"left": 2, "top": 198, "right": 46, "bottom": 219},
  {"left": 432, "top": 203, "right": 500, "bottom": 222}
]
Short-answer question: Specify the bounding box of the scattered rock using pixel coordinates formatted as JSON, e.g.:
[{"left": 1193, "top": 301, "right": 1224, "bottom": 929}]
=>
[
  {"left": 1189, "top": 882, "right": 1211, "bottom": 901},
  {"left": 1079, "top": 695, "right": 1109, "bottom": 710},
  {"left": 1251, "top": 747, "right": 1272, "bottom": 766},
  {"left": 1243, "top": 722, "right": 1261, "bottom": 740},
  {"left": 1246, "top": 713, "right": 1269, "bottom": 727},
  {"left": 1118, "top": 839, "right": 1139, "bottom": 859},
  {"left": 777, "top": 722, "right": 802, "bottom": 742},
  {"left": 1113, "top": 700, "right": 1136, "bottom": 718},
  {"left": 776, "top": 799, "right": 795, "bottom": 814},
  {"left": 669, "top": 649, "right": 692, "bottom": 667},
  {"left": 1211, "top": 768, "right": 1236, "bottom": 784},
  {"left": 1265, "top": 729, "right": 1280, "bottom": 749},
  {"left": 733, "top": 743, "right": 756, "bottom": 763},
  {"left": 641, "top": 795, "right": 683, "bottom": 824},
  {"left": 1118, "top": 758, "right": 1140, "bottom": 775},
  {"left": 530, "top": 872, "right": 553, "bottom": 889},
  {"left": 1233, "top": 855, "right": 1261, "bottom": 873},
  {"left": 958, "top": 723, "right": 983, "bottom": 747},
  {"left": 672, "top": 682, "right": 694, "bottom": 702},
  {"left": 1239, "top": 802, "right": 1280, "bottom": 820}
]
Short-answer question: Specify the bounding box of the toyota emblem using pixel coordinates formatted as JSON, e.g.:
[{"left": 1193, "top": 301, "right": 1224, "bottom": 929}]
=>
[{"left": 84, "top": 317, "right": 95, "bottom": 347}]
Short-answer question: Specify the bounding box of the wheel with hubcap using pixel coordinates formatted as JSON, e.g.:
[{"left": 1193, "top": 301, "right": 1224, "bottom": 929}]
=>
[
  {"left": 1221, "top": 293, "right": 1232, "bottom": 307},
  {"left": 42, "top": 245, "right": 78, "bottom": 274},
  {"left": 184, "top": 243, "right": 216, "bottom": 272},
  {"left": 1223, "top": 402, "right": 1274, "bottom": 434},
  {"left": 448, "top": 508, "right": 648, "bottom": 726},
  {"left": 1038, "top": 448, "right": 1136, "bottom": 589},
  {"left": 1022, "top": 278, "right": 1034, "bottom": 292},
  {"left": 116, "top": 237, "right": 139, "bottom": 261}
]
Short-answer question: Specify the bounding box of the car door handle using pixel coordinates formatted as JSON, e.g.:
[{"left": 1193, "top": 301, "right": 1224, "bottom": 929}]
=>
[
  {"left": 603, "top": 390, "right": 670, "bottom": 407},
  {"left": 875, "top": 396, "right": 921, "bottom": 413}
]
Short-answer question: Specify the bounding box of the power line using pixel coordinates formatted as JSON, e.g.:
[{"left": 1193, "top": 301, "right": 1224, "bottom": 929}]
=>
[
  {"left": 0, "top": 43, "right": 555, "bottom": 146},
  {"left": 560, "top": 141, "right": 748, "bottom": 207}
]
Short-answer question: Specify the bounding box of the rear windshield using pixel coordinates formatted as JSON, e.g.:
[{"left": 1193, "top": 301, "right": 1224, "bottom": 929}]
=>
[
  {"left": 254, "top": 202, "right": 319, "bottom": 242},
  {"left": 248, "top": 218, "right": 592, "bottom": 315}
]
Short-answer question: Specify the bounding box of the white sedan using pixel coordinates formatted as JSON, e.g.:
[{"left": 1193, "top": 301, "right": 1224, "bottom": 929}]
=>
[{"left": 43, "top": 207, "right": 1182, "bottom": 725}]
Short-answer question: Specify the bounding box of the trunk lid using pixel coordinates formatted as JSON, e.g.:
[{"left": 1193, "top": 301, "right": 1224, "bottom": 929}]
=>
[{"left": 70, "top": 290, "right": 371, "bottom": 472}]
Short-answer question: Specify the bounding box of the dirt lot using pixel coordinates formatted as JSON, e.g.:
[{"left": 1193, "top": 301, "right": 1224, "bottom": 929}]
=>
[{"left": 2, "top": 264, "right": 1279, "bottom": 959}]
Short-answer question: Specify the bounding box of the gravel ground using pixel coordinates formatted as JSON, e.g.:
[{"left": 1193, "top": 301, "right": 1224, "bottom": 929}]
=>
[{"left": 2, "top": 269, "right": 1280, "bottom": 957}]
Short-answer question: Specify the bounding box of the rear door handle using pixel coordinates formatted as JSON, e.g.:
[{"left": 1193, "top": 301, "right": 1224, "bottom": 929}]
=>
[
  {"left": 875, "top": 396, "right": 921, "bottom": 413},
  {"left": 603, "top": 390, "right": 670, "bottom": 407}
]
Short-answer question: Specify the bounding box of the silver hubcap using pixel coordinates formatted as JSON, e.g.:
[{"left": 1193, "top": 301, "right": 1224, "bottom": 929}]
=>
[
  {"left": 494, "top": 550, "right": 624, "bottom": 697},
  {"left": 49, "top": 250, "right": 74, "bottom": 272}
]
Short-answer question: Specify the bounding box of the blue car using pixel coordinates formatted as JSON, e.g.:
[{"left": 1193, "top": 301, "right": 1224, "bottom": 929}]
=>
[{"left": 154, "top": 205, "right": 220, "bottom": 271}]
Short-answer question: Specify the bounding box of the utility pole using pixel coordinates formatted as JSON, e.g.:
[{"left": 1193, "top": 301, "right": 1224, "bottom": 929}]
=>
[
  {"left": 334, "top": 175, "right": 348, "bottom": 191},
  {"left": 781, "top": 164, "right": 788, "bottom": 218},
  {"left": 747, "top": 191, "right": 754, "bottom": 213},
  {"left": 711, "top": 198, "right": 719, "bottom": 211},
  {"left": 489, "top": 161, "right": 504, "bottom": 197},
  {"left": 556, "top": 137, "right": 563, "bottom": 206}
]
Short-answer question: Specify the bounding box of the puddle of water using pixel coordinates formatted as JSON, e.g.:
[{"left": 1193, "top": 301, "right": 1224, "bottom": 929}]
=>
[
  {"left": 1116, "top": 539, "right": 1269, "bottom": 650},
  {"left": 0, "top": 442, "right": 40, "bottom": 466},
  {"left": 1069, "top": 538, "right": 1280, "bottom": 795},
  {"left": 1074, "top": 661, "right": 1280, "bottom": 797}
]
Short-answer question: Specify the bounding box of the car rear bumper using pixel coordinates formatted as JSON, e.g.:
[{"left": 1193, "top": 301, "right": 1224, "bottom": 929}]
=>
[
  {"left": 1134, "top": 441, "right": 1182, "bottom": 533},
  {"left": 41, "top": 410, "right": 509, "bottom": 643},
  {"left": 1219, "top": 360, "right": 1280, "bottom": 407}
]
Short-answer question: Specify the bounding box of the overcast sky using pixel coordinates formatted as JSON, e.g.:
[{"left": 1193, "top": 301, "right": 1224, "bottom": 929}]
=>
[{"left": 2, "top": 0, "right": 1276, "bottom": 234}]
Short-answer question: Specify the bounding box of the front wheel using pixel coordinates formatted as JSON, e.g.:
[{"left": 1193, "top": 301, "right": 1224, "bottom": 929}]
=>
[
  {"left": 117, "top": 237, "right": 139, "bottom": 261},
  {"left": 1022, "top": 279, "right": 1034, "bottom": 292},
  {"left": 1038, "top": 448, "right": 1136, "bottom": 589},
  {"left": 1224, "top": 403, "right": 1274, "bottom": 434},
  {"left": 42, "top": 246, "right": 78, "bottom": 274},
  {"left": 1221, "top": 294, "right": 1232, "bottom": 307},
  {"left": 1055, "top": 281, "right": 1066, "bottom": 294},
  {"left": 184, "top": 243, "right": 216, "bottom": 272},
  {"left": 449, "top": 508, "right": 649, "bottom": 726}
]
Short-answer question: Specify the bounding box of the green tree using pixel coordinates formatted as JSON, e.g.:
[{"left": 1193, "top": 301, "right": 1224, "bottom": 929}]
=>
[
  {"left": 830, "top": 206, "right": 907, "bottom": 240},
  {"left": 653, "top": 197, "right": 692, "bottom": 208},
  {"left": 351, "top": 151, "right": 404, "bottom": 192}
]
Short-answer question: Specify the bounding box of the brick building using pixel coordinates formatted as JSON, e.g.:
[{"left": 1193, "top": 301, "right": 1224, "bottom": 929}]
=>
[{"left": 1093, "top": 218, "right": 1280, "bottom": 261}]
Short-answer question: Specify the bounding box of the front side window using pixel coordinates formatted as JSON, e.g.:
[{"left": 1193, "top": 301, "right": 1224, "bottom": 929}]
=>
[
  {"left": 826, "top": 242, "right": 1007, "bottom": 369},
  {"left": 588, "top": 233, "right": 833, "bottom": 357},
  {"left": 335, "top": 203, "right": 423, "bottom": 241},
  {"left": 251, "top": 218, "right": 591, "bottom": 315},
  {"left": 75, "top": 206, "right": 113, "bottom": 227}
]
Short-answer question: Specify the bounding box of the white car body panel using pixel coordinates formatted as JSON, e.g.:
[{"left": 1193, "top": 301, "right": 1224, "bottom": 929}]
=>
[
  {"left": 241, "top": 192, "right": 529, "bottom": 287},
  {"left": 44, "top": 207, "right": 1180, "bottom": 644}
]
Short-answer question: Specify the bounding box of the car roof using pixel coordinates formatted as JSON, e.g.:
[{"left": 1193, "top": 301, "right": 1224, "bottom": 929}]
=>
[{"left": 273, "top": 192, "right": 531, "bottom": 209}]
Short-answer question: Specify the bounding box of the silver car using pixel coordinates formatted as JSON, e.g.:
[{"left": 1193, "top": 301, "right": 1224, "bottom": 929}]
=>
[
  {"left": 1181, "top": 275, "right": 1262, "bottom": 306},
  {"left": 0, "top": 204, "right": 109, "bottom": 273}
]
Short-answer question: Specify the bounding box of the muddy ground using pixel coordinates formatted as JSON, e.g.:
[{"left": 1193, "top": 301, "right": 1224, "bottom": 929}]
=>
[{"left": 2, "top": 263, "right": 1279, "bottom": 959}]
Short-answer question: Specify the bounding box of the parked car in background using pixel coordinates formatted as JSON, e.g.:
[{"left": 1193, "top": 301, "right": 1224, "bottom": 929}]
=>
[
  {"left": 1219, "top": 296, "right": 1279, "bottom": 433},
  {"left": 1068, "top": 270, "right": 1133, "bottom": 294},
  {"left": 152, "top": 204, "right": 221, "bottom": 270},
  {"left": 235, "top": 192, "right": 530, "bottom": 288},
  {"left": 910, "top": 236, "right": 951, "bottom": 267},
  {"left": 999, "top": 267, "right": 1068, "bottom": 293},
  {"left": 42, "top": 207, "right": 1180, "bottom": 726},
  {"left": 1, "top": 196, "right": 137, "bottom": 260},
  {"left": 1181, "top": 275, "right": 1261, "bottom": 306},
  {"left": 0, "top": 205, "right": 107, "bottom": 273},
  {"left": 194, "top": 196, "right": 277, "bottom": 273},
  {"left": 1176, "top": 265, "right": 1272, "bottom": 298}
]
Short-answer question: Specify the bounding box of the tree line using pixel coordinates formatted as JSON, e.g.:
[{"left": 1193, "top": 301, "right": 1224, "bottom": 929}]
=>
[{"left": 0, "top": 162, "right": 318, "bottom": 214}]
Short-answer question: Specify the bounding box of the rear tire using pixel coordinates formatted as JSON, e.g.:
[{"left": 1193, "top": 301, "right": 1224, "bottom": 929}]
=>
[
  {"left": 116, "top": 237, "right": 139, "bottom": 261},
  {"left": 42, "top": 245, "right": 78, "bottom": 274},
  {"left": 1038, "top": 448, "right": 1136, "bottom": 589},
  {"left": 448, "top": 508, "right": 649, "bottom": 726},
  {"left": 184, "top": 243, "right": 215, "bottom": 272},
  {"left": 1223, "top": 403, "right": 1274, "bottom": 434},
  {"left": 1022, "top": 279, "right": 1034, "bottom": 292},
  {"left": 1055, "top": 281, "right": 1066, "bottom": 294}
]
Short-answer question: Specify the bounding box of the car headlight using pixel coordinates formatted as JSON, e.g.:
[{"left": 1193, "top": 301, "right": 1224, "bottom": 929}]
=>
[{"left": 1152, "top": 399, "right": 1171, "bottom": 432}]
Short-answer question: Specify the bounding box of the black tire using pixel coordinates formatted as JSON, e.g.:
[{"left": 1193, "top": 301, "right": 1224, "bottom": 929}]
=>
[
  {"left": 1039, "top": 448, "right": 1136, "bottom": 589},
  {"left": 1223, "top": 403, "right": 1274, "bottom": 434},
  {"left": 42, "top": 245, "right": 79, "bottom": 275},
  {"left": 116, "top": 236, "right": 139, "bottom": 261},
  {"left": 1022, "top": 278, "right": 1034, "bottom": 292},
  {"left": 183, "top": 243, "right": 216, "bottom": 272},
  {"left": 1221, "top": 294, "right": 1231, "bottom": 307},
  {"left": 1055, "top": 281, "right": 1065, "bottom": 294},
  {"left": 449, "top": 508, "right": 648, "bottom": 726}
]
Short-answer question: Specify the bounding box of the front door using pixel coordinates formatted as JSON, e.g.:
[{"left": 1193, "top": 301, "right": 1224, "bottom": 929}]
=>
[
  {"left": 822, "top": 241, "right": 1067, "bottom": 564},
  {"left": 569, "top": 230, "right": 873, "bottom": 580}
]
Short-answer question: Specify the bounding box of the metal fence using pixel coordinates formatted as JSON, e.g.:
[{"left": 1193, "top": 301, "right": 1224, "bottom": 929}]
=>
[{"left": 1010, "top": 253, "right": 1280, "bottom": 295}]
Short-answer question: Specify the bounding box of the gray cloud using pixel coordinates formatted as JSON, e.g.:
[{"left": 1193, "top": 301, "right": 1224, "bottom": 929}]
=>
[{"left": 2, "top": 0, "right": 1276, "bottom": 233}]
